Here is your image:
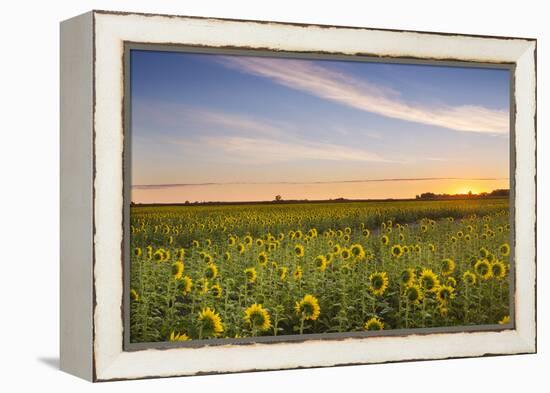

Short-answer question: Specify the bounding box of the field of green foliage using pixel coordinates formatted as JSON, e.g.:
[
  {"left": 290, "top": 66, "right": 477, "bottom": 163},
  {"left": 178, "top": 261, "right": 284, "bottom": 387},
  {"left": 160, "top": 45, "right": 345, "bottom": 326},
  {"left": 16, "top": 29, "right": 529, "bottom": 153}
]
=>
[{"left": 129, "top": 198, "right": 511, "bottom": 343}]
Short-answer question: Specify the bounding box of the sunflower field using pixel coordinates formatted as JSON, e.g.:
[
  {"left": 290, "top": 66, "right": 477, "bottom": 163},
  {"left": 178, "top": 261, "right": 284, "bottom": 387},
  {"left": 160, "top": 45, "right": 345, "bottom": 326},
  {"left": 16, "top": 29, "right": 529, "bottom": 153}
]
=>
[{"left": 129, "top": 198, "right": 511, "bottom": 343}]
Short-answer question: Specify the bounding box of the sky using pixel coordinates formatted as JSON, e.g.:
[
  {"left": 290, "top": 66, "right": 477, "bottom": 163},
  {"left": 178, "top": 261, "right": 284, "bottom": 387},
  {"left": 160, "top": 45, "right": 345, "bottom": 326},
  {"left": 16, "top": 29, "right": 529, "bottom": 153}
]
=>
[{"left": 130, "top": 49, "right": 510, "bottom": 203}]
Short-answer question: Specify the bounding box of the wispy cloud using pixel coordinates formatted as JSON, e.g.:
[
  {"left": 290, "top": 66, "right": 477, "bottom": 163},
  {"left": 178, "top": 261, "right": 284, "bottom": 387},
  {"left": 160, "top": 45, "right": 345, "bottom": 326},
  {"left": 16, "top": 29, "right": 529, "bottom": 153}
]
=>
[
  {"left": 219, "top": 57, "right": 508, "bottom": 134},
  {"left": 201, "top": 136, "right": 395, "bottom": 164},
  {"left": 133, "top": 176, "right": 509, "bottom": 190}
]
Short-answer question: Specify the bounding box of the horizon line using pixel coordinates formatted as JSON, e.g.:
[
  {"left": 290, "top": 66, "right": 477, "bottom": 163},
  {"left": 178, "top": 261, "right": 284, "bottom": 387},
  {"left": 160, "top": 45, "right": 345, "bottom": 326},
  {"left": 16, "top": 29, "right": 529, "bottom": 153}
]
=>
[{"left": 133, "top": 177, "right": 510, "bottom": 190}]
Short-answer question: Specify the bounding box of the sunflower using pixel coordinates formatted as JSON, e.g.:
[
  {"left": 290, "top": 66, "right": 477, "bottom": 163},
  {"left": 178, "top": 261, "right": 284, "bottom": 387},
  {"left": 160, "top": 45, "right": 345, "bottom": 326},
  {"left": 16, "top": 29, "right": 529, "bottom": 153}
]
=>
[
  {"left": 295, "top": 294, "right": 321, "bottom": 321},
  {"left": 421, "top": 224, "right": 428, "bottom": 233},
  {"left": 244, "top": 235, "right": 253, "bottom": 246},
  {"left": 244, "top": 303, "right": 272, "bottom": 332},
  {"left": 414, "top": 244, "right": 421, "bottom": 253},
  {"left": 479, "top": 247, "right": 489, "bottom": 258},
  {"left": 436, "top": 285, "right": 455, "bottom": 304},
  {"left": 278, "top": 266, "right": 288, "bottom": 281},
  {"left": 428, "top": 243, "right": 436, "bottom": 252},
  {"left": 255, "top": 238, "right": 264, "bottom": 247},
  {"left": 227, "top": 236, "right": 236, "bottom": 246},
  {"left": 399, "top": 268, "right": 415, "bottom": 287},
  {"left": 362, "top": 229, "right": 370, "bottom": 238},
  {"left": 462, "top": 271, "right": 477, "bottom": 286},
  {"left": 369, "top": 272, "right": 389, "bottom": 296},
  {"left": 223, "top": 251, "right": 231, "bottom": 261},
  {"left": 211, "top": 283, "right": 222, "bottom": 298},
  {"left": 332, "top": 244, "right": 341, "bottom": 254},
  {"left": 198, "top": 307, "right": 224, "bottom": 337},
  {"left": 294, "top": 244, "right": 305, "bottom": 257},
  {"left": 205, "top": 263, "right": 218, "bottom": 279},
  {"left": 405, "top": 284, "right": 423, "bottom": 304},
  {"left": 204, "top": 254, "right": 214, "bottom": 264},
  {"left": 391, "top": 244, "right": 403, "bottom": 258},
  {"left": 381, "top": 235, "right": 390, "bottom": 246},
  {"left": 341, "top": 248, "right": 351, "bottom": 260},
  {"left": 196, "top": 278, "right": 209, "bottom": 295},
  {"left": 169, "top": 331, "right": 190, "bottom": 342},
  {"left": 278, "top": 233, "right": 285, "bottom": 241},
  {"left": 499, "top": 243, "right": 510, "bottom": 257},
  {"left": 130, "top": 289, "right": 139, "bottom": 301},
  {"left": 293, "top": 266, "right": 303, "bottom": 281},
  {"left": 419, "top": 269, "right": 440, "bottom": 292},
  {"left": 171, "top": 261, "right": 184, "bottom": 280},
  {"left": 244, "top": 267, "right": 257, "bottom": 283},
  {"left": 441, "top": 258, "right": 455, "bottom": 276},
  {"left": 237, "top": 243, "right": 245, "bottom": 254},
  {"left": 153, "top": 248, "right": 166, "bottom": 261},
  {"left": 146, "top": 245, "right": 153, "bottom": 259},
  {"left": 491, "top": 260, "right": 507, "bottom": 280},
  {"left": 314, "top": 255, "right": 328, "bottom": 272},
  {"left": 364, "top": 317, "right": 384, "bottom": 331},
  {"left": 399, "top": 233, "right": 405, "bottom": 242},
  {"left": 499, "top": 315, "right": 511, "bottom": 325},
  {"left": 258, "top": 251, "right": 268, "bottom": 266},
  {"left": 134, "top": 247, "right": 142, "bottom": 257},
  {"left": 180, "top": 275, "right": 193, "bottom": 294},
  {"left": 446, "top": 276, "right": 457, "bottom": 288},
  {"left": 474, "top": 259, "right": 492, "bottom": 280},
  {"left": 350, "top": 244, "right": 365, "bottom": 259},
  {"left": 192, "top": 240, "right": 200, "bottom": 248}
]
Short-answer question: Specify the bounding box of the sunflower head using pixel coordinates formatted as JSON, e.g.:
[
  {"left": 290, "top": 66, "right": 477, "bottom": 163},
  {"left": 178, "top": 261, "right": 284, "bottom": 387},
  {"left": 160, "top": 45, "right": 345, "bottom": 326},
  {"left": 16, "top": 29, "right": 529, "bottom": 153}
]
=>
[
  {"left": 237, "top": 243, "right": 245, "bottom": 254},
  {"left": 391, "top": 244, "right": 404, "bottom": 258},
  {"left": 244, "top": 235, "right": 253, "bottom": 245},
  {"left": 474, "top": 259, "right": 492, "bottom": 280},
  {"left": 294, "top": 244, "right": 305, "bottom": 257},
  {"left": 499, "top": 243, "right": 510, "bottom": 257},
  {"left": 350, "top": 244, "right": 365, "bottom": 259},
  {"left": 179, "top": 275, "right": 193, "bottom": 294},
  {"left": 244, "top": 267, "right": 257, "bottom": 283},
  {"left": 198, "top": 307, "right": 224, "bottom": 337},
  {"left": 405, "top": 284, "right": 423, "bottom": 304},
  {"left": 192, "top": 240, "right": 200, "bottom": 248},
  {"left": 153, "top": 248, "right": 166, "bottom": 261},
  {"left": 462, "top": 271, "right": 477, "bottom": 286},
  {"left": 479, "top": 247, "right": 489, "bottom": 258},
  {"left": 130, "top": 289, "right": 139, "bottom": 301},
  {"left": 400, "top": 268, "right": 416, "bottom": 287},
  {"left": 169, "top": 331, "right": 190, "bottom": 342},
  {"left": 255, "top": 238, "right": 264, "bottom": 247},
  {"left": 419, "top": 269, "right": 440, "bottom": 292},
  {"left": 295, "top": 294, "right": 321, "bottom": 321},
  {"left": 499, "top": 315, "right": 511, "bottom": 325},
  {"left": 205, "top": 263, "right": 218, "bottom": 279},
  {"left": 171, "top": 261, "right": 184, "bottom": 280},
  {"left": 133, "top": 247, "right": 142, "bottom": 257},
  {"left": 293, "top": 266, "right": 303, "bottom": 281},
  {"left": 491, "top": 260, "right": 507, "bottom": 280},
  {"left": 314, "top": 255, "right": 328, "bottom": 272},
  {"left": 362, "top": 229, "right": 370, "bottom": 238},
  {"left": 441, "top": 258, "right": 456, "bottom": 276},
  {"left": 436, "top": 285, "right": 455, "bottom": 304},
  {"left": 446, "top": 276, "right": 457, "bottom": 288},
  {"left": 332, "top": 244, "right": 341, "bottom": 254},
  {"left": 381, "top": 235, "right": 389, "bottom": 246},
  {"left": 210, "top": 283, "right": 222, "bottom": 298},
  {"left": 223, "top": 251, "right": 231, "bottom": 261},
  {"left": 258, "top": 251, "right": 268, "bottom": 266},
  {"left": 244, "top": 303, "right": 272, "bottom": 332},
  {"left": 364, "top": 317, "right": 384, "bottom": 331},
  {"left": 369, "top": 272, "right": 389, "bottom": 296},
  {"left": 341, "top": 248, "right": 351, "bottom": 260},
  {"left": 421, "top": 224, "right": 428, "bottom": 233},
  {"left": 278, "top": 266, "right": 288, "bottom": 281},
  {"left": 428, "top": 243, "right": 436, "bottom": 252}
]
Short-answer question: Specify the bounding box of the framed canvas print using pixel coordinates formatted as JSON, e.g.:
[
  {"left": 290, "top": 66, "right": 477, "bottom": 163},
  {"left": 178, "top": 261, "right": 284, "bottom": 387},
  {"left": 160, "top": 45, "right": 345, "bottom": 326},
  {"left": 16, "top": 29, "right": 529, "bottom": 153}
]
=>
[{"left": 60, "top": 10, "right": 537, "bottom": 381}]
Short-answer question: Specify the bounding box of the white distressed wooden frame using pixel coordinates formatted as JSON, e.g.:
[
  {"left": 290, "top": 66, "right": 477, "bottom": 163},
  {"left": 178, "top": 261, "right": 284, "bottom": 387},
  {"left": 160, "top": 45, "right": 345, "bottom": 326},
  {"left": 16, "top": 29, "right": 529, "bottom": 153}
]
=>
[{"left": 60, "top": 10, "right": 536, "bottom": 382}]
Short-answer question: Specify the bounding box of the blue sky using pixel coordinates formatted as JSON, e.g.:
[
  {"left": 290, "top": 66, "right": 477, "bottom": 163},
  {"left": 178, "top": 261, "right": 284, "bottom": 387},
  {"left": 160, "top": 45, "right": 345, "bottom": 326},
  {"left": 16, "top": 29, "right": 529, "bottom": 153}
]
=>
[{"left": 130, "top": 49, "right": 510, "bottom": 202}]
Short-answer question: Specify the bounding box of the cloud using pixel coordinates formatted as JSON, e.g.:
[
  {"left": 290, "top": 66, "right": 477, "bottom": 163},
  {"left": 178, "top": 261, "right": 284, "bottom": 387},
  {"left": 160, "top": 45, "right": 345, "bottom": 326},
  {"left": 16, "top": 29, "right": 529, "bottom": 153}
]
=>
[
  {"left": 219, "top": 57, "right": 508, "bottom": 134},
  {"left": 201, "top": 136, "right": 394, "bottom": 164},
  {"left": 132, "top": 176, "right": 509, "bottom": 189}
]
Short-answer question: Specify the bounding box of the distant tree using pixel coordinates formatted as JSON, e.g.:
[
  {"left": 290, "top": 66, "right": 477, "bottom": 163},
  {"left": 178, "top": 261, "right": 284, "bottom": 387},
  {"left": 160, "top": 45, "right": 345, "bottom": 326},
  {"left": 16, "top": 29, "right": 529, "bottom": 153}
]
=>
[
  {"left": 184, "top": 200, "right": 190, "bottom": 205},
  {"left": 275, "top": 195, "right": 283, "bottom": 202}
]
